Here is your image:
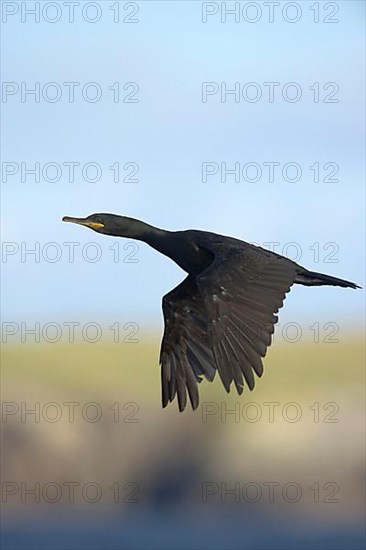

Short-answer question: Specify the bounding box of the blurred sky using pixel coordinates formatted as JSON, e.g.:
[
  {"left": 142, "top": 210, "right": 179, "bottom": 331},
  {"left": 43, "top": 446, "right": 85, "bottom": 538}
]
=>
[{"left": 1, "top": 0, "right": 365, "bottom": 328}]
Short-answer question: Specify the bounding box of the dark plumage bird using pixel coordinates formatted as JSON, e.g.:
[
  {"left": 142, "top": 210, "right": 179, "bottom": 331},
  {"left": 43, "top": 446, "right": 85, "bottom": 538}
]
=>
[{"left": 62, "top": 213, "right": 360, "bottom": 412}]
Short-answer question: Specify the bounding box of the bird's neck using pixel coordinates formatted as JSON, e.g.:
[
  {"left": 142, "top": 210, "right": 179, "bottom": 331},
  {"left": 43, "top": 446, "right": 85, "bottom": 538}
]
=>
[
  {"left": 127, "top": 220, "right": 173, "bottom": 255},
  {"left": 128, "top": 220, "right": 209, "bottom": 274}
]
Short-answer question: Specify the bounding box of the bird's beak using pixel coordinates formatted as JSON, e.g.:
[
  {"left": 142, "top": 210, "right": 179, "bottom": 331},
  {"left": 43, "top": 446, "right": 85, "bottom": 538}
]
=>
[{"left": 62, "top": 216, "right": 105, "bottom": 230}]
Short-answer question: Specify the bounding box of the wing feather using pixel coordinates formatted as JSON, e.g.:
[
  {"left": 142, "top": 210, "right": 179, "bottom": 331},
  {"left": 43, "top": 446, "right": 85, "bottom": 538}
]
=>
[{"left": 159, "top": 241, "right": 298, "bottom": 411}]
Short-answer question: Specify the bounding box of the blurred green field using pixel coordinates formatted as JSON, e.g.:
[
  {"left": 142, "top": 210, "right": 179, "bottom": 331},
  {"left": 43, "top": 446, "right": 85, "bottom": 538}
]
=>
[{"left": 2, "top": 335, "right": 365, "bottom": 404}]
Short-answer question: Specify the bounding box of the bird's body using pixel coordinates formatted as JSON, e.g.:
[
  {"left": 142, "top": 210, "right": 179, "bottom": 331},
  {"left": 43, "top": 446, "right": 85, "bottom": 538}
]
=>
[{"left": 63, "top": 214, "right": 360, "bottom": 412}]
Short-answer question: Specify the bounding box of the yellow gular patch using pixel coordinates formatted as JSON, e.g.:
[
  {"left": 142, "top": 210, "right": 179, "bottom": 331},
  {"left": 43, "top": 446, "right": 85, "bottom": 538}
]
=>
[{"left": 88, "top": 223, "right": 105, "bottom": 229}]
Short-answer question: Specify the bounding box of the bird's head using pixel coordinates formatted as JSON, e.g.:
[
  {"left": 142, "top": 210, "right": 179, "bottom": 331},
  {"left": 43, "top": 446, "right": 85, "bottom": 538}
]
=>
[{"left": 62, "top": 213, "right": 140, "bottom": 238}]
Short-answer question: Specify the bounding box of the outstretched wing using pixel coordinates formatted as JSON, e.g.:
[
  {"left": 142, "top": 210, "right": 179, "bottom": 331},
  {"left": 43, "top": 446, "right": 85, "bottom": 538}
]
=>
[
  {"left": 160, "top": 276, "right": 215, "bottom": 412},
  {"left": 196, "top": 244, "right": 298, "bottom": 396},
  {"left": 160, "top": 243, "right": 298, "bottom": 412}
]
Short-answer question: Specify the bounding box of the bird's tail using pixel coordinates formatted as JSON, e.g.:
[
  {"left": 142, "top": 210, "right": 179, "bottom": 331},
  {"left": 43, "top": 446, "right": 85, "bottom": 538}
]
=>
[{"left": 295, "top": 269, "right": 361, "bottom": 289}]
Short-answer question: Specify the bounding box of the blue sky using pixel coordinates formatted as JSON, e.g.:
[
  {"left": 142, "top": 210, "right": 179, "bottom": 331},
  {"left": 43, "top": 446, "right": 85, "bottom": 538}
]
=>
[{"left": 2, "top": 1, "right": 365, "bottom": 330}]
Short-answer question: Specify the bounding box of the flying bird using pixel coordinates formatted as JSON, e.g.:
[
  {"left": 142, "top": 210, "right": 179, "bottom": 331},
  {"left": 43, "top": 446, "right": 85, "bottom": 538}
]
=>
[{"left": 62, "top": 214, "right": 360, "bottom": 412}]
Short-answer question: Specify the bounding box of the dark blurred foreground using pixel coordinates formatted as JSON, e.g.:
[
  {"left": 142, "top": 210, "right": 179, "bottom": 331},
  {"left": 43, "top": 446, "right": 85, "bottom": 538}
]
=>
[{"left": 2, "top": 507, "right": 365, "bottom": 550}]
